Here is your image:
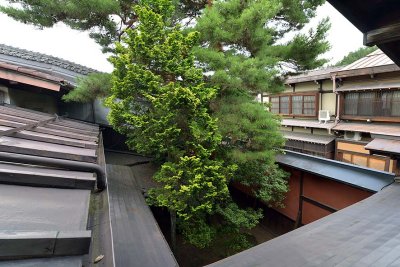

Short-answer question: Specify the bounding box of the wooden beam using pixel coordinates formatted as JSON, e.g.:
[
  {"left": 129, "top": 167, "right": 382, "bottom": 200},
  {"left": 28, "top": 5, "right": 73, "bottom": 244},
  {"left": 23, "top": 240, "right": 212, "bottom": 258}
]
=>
[{"left": 364, "top": 22, "right": 400, "bottom": 46}]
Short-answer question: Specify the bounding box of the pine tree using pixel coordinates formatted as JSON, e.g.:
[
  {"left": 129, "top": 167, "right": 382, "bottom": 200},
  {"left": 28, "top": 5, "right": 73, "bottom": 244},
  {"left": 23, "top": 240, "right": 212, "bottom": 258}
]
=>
[
  {"left": 194, "top": 0, "right": 330, "bottom": 204},
  {"left": 0, "top": 0, "right": 209, "bottom": 53},
  {"left": 1, "top": 0, "right": 331, "bottom": 251},
  {"left": 104, "top": 0, "right": 257, "bottom": 249}
]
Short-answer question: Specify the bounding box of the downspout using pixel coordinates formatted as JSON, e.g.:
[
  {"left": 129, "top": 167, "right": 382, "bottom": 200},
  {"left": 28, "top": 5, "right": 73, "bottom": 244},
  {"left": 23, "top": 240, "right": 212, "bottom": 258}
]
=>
[
  {"left": 332, "top": 74, "right": 339, "bottom": 135},
  {"left": 0, "top": 151, "right": 107, "bottom": 191},
  {"left": 318, "top": 80, "right": 323, "bottom": 111},
  {"left": 332, "top": 74, "right": 340, "bottom": 122}
]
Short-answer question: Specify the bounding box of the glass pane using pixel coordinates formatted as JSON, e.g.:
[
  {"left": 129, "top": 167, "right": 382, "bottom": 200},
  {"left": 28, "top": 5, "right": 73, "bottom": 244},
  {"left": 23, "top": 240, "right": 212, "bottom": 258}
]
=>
[
  {"left": 358, "top": 92, "right": 375, "bottom": 116},
  {"left": 270, "top": 97, "right": 279, "bottom": 114},
  {"left": 292, "top": 95, "right": 303, "bottom": 114},
  {"left": 344, "top": 93, "right": 358, "bottom": 115},
  {"left": 391, "top": 91, "right": 400, "bottom": 116},
  {"left": 303, "top": 95, "right": 315, "bottom": 115},
  {"left": 280, "top": 96, "right": 289, "bottom": 114}
]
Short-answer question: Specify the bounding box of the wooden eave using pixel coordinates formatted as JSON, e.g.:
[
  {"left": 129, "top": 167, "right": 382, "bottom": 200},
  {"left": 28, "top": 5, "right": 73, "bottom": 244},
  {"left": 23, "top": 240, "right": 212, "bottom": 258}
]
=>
[
  {"left": 0, "top": 61, "right": 70, "bottom": 91},
  {"left": 327, "top": 0, "right": 400, "bottom": 66}
]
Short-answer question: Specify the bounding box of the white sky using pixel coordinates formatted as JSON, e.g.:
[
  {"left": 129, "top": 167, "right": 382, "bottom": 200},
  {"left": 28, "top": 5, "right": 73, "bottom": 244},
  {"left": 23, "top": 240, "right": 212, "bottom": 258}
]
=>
[{"left": 0, "top": 1, "right": 364, "bottom": 73}]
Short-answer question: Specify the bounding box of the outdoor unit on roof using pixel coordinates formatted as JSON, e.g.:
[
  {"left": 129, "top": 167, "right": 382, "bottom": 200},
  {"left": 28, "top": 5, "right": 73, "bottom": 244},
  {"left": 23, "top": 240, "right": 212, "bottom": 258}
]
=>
[
  {"left": 318, "top": 110, "right": 330, "bottom": 123},
  {"left": 344, "top": 131, "right": 362, "bottom": 141}
]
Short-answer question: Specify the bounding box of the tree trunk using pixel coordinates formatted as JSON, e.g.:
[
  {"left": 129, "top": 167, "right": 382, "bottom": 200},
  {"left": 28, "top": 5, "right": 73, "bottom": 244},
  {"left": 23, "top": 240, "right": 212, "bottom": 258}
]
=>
[{"left": 170, "top": 209, "right": 177, "bottom": 253}]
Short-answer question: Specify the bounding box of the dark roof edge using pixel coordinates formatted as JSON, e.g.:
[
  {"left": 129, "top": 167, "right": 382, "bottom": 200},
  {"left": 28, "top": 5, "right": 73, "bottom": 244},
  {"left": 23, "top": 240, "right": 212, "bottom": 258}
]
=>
[
  {"left": 285, "top": 72, "right": 333, "bottom": 84},
  {"left": 276, "top": 150, "right": 395, "bottom": 192},
  {"left": 0, "top": 44, "right": 99, "bottom": 75}
]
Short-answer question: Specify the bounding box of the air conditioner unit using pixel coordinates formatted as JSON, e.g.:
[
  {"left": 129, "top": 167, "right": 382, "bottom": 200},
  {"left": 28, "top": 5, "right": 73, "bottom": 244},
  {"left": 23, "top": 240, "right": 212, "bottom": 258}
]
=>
[
  {"left": 318, "top": 110, "right": 330, "bottom": 123},
  {"left": 344, "top": 131, "right": 362, "bottom": 141}
]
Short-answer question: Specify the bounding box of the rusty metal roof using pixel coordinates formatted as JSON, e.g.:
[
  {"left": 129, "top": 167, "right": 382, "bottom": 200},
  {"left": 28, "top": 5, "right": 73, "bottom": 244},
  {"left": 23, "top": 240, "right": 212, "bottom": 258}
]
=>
[
  {"left": 333, "top": 122, "right": 400, "bottom": 137},
  {"left": 282, "top": 131, "right": 336, "bottom": 145},
  {"left": 365, "top": 138, "right": 400, "bottom": 156},
  {"left": 0, "top": 61, "right": 69, "bottom": 91}
]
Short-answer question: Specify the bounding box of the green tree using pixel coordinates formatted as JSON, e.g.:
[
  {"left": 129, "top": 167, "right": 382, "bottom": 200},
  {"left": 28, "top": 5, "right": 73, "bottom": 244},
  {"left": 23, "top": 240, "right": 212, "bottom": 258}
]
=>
[
  {"left": 1, "top": 0, "right": 331, "bottom": 250},
  {"left": 62, "top": 72, "right": 111, "bottom": 103},
  {"left": 193, "top": 0, "right": 330, "bottom": 204},
  {"left": 105, "top": 0, "right": 259, "bottom": 250},
  {"left": 335, "top": 46, "right": 378, "bottom": 66},
  {"left": 0, "top": 0, "right": 208, "bottom": 53}
]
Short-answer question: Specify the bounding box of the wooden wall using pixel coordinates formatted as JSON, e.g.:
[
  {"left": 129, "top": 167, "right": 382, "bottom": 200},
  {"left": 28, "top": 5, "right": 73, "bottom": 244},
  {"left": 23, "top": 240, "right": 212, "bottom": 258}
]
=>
[
  {"left": 274, "top": 166, "right": 372, "bottom": 225},
  {"left": 336, "top": 140, "right": 397, "bottom": 173}
]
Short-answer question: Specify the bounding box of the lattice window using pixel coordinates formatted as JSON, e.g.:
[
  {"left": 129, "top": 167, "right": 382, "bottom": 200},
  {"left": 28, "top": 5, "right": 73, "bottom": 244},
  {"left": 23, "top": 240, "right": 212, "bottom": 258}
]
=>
[
  {"left": 269, "top": 93, "right": 317, "bottom": 116},
  {"left": 292, "top": 95, "right": 303, "bottom": 115},
  {"left": 271, "top": 97, "right": 279, "bottom": 114},
  {"left": 280, "top": 96, "right": 290, "bottom": 114},
  {"left": 344, "top": 90, "right": 400, "bottom": 117},
  {"left": 303, "top": 95, "right": 316, "bottom": 115}
]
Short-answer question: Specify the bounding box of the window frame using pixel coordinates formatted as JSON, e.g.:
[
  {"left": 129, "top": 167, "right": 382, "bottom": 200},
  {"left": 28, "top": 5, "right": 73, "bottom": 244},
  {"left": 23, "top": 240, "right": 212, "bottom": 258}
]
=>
[
  {"left": 340, "top": 89, "right": 400, "bottom": 122},
  {"left": 269, "top": 91, "right": 319, "bottom": 117}
]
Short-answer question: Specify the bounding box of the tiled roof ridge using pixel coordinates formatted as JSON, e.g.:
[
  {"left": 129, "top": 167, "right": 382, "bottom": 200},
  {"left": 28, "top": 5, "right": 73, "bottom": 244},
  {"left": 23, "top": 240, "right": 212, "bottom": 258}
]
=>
[{"left": 0, "top": 43, "right": 99, "bottom": 75}]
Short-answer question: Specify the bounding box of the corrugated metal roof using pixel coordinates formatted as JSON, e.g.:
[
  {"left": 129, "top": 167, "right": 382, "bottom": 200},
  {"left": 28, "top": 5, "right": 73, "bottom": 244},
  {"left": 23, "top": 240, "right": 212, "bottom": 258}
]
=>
[
  {"left": 341, "top": 49, "right": 395, "bottom": 71},
  {"left": 333, "top": 122, "right": 400, "bottom": 137},
  {"left": 365, "top": 138, "right": 400, "bottom": 156},
  {"left": 276, "top": 150, "right": 394, "bottom": 192},
  {"left": 282, "top": 131, "right": 336, "bottom": 145},
  {"left": 209, "top": 182, "right": 400, "bottom": 267}
]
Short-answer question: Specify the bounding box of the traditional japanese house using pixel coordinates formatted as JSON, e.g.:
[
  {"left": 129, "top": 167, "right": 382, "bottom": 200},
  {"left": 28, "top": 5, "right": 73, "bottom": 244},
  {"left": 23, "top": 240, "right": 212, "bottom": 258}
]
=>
[
  {"left": 332, "top": 50, "right": 400, "bottom": 175},
  {"left": 0, "top": 45, "right": 177, "bottom": 266},
  {"left": 255, "top": 49, "right": 400, "bottom": 227}
]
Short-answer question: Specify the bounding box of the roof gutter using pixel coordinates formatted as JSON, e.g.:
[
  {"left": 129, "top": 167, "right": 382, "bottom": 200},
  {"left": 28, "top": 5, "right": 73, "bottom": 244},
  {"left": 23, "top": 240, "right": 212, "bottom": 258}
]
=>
[{"left": 0, "top": 151, "right": 106, "bottom": 191}]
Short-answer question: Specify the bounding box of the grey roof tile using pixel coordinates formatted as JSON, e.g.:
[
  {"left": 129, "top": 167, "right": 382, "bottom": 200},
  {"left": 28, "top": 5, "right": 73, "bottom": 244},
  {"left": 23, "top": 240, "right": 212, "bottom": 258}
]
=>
[{"left": 0, "top": 43, "right": 97, "bottom": 75}]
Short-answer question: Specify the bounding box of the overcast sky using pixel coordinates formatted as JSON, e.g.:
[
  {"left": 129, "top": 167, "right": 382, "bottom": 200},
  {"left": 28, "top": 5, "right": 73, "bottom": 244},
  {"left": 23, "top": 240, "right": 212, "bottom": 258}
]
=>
[{"left": 0, "top": 1, "right": 364, "bottom": 73}]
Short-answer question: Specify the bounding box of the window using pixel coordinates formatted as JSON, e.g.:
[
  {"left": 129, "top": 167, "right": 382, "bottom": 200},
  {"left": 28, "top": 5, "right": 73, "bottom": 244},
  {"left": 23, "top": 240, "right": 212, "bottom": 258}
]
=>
[
  {"left": 280, "top": 96, "right": 290, "bottom": 114},
  {"left": 343, "top": 90, "right": 400, "bottom": 118},
  {"left": 269, "top": 93, "right": 318, "bottom": 116}
]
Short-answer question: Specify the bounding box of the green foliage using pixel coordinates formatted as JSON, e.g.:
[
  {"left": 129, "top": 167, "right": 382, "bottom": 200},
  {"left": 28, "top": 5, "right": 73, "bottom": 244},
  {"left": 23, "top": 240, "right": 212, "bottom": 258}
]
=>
[
  {"left": 335, "top": 46, "right": 378, "bottom": 66},
  {"left": 180, "top": 218, "right": 217, "bottom": 248},
  {"left": 105, "top": 0, "right": 244, "bottom": 248},
  {"left": 0, "top": 0, "right": 209, "bottom": 52},
  {"left": 62, "top": 72, "right": 112, "bottom": 103},
  {"left": 147, "top": 156, "right": 234, "bottom": 221},
  {"left": 193, "top": 0, "right": 330, "bottom": 206}
]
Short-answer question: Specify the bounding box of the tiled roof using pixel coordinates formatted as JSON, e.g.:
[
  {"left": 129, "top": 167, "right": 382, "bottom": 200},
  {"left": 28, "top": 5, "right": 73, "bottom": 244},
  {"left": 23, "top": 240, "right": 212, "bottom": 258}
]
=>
[{"left": 0, "top": 43, "right": 97, "bottom": 75}]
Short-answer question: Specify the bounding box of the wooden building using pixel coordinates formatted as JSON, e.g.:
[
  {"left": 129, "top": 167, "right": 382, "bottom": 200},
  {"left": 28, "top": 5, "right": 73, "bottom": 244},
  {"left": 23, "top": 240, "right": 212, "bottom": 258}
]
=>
[{"left": 267, "top": 50, "right": 400, "bottom": 175}]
